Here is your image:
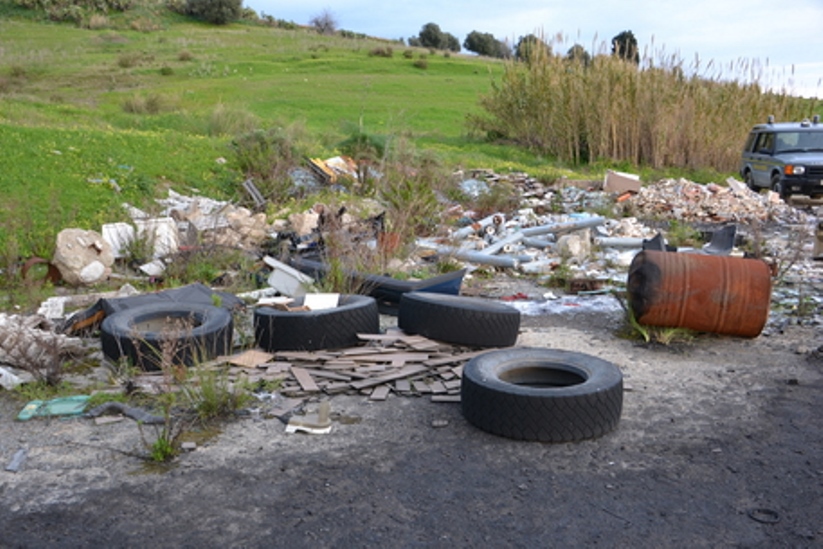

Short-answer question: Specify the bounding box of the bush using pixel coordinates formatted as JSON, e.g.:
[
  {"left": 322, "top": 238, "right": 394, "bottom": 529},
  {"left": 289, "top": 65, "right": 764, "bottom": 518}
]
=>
[
  {"left": 413, "top": 58, "right": 428, "bottom": 70},
  {"left": 368, "top": 47, "right": 393, "bottom": 58},
  {"left": 185, "top": 0, "right": 241, "bottom": 25}
]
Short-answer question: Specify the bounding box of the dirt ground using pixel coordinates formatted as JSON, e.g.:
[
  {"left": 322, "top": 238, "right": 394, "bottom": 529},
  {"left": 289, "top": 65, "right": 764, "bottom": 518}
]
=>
[{"left": 1, "top": 290, "right": 822, "bottom": 548}]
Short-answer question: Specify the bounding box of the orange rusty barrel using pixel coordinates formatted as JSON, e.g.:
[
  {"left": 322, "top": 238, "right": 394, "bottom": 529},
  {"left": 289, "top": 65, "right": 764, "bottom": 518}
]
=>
[{"left": 627, "top": 251, "right": 772, "bottom": 337}]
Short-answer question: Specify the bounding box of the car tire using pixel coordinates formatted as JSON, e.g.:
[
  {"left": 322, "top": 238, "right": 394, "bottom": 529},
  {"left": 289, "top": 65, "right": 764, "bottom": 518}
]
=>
[
  {"left": 461, "top": 347, "right": 624, "bottom": 442},
  {"left": 398, "top": 292, "right": 520, "bottom": 347},
  {"left": 771, "top": 173, "right": 788, "bottom": 200},
  {"left": 744, "top": 170, "right": 757, "bottom": 192},
  {"left": 101, "top": 303, "right": 233, "bottom": 371},
  {"left": 253, "top": 294, "right": 379, "bottom": 352}
]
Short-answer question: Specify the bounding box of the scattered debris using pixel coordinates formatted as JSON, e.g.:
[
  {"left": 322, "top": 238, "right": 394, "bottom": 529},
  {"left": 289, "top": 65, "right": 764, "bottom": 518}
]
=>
[
  {"left": 0, "top": 314, "right": 85, "bottom": 377},
  {"left": 286, "top": 400, "right": 332, "bottom": 434},
  {"left": 17, "top": 395, "right": 90, "bottom": 421},
  {"left": 5, "top": 448, "right": 27, "bottom": 473},
  {"left": 85, "top": 401, "right": 165, "bottom": 425},
  {"left": 52, "top": 228, "right": 114, "bottom": 286}
]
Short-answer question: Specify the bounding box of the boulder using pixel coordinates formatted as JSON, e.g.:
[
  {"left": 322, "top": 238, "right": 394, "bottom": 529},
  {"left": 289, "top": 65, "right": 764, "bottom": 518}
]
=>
[{"left": 52, "top": 229, "right": 114, "bottom": 286}]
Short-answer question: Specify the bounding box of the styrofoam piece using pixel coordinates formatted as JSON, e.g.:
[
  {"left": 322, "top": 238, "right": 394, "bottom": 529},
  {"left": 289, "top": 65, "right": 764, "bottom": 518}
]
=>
[
  {"left": 263, "top": 256, "right": 313, "bottom": 296},
  {"left": 135, "top": 217, "right": 179, "bottom": 258},
  {"left": 101, "top": 222, "right": 136, "bottom": 259}
]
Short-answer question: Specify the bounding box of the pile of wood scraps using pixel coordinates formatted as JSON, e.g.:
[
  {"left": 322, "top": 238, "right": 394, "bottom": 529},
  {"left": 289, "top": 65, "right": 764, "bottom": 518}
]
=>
[{"left": 221, "top": 328, "right": 496, "bottom": 403}]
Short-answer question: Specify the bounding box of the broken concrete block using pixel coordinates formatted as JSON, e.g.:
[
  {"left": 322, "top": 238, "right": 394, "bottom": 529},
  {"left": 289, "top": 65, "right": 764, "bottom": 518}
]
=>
[
  {"left": 556, "top": 231, "right": 591, "bottom": 264},
  {"left": 288, "top": 211, "right": 320, "bottom": 237},
  {"left": 52, "top": 228, "right": 114, "bottom": 286},
  {"left": 603, "top": 170, "right": 642, "bottom": 194}
]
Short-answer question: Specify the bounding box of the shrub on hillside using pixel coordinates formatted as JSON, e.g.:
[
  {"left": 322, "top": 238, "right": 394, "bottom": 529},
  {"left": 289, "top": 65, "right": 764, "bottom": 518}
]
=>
[
  {"left": 368, "top": 47, "right": 393, "bottom": 58},
  {"left": 184, "top": 0, "right": 241, "bottom": 25}
]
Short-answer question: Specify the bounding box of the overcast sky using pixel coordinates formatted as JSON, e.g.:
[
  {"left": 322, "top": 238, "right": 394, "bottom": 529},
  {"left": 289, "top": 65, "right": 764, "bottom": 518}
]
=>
[{"left": 246, "top": 0, "right": 822, "bottom": 98}]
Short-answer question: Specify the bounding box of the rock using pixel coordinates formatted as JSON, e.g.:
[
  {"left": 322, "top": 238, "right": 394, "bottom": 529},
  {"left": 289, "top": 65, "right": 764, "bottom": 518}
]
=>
[
  {"left": 289, "top": 211, "right": 320, "bottom": 237},
  {"left": 556, "top": 231, "right": 592, "bottom": 264},
  {"left": 52, "top": 229, "right": 114, "bottom": 286}
]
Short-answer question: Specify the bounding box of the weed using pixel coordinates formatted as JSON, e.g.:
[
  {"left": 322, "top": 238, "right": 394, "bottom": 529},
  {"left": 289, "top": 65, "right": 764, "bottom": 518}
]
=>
[
  {"left": 121, "top": 92, "right": 167, "bottom": 114},
  {"left": 181, "top": 366, "right": 252, "bottom": 421},
  {"left": 117, "top": 52, "right": 142, "bottom": 69},
  {"left": 413, "top": 58, "right": 428, "bottom": 70},
  {"left": 178, "top": 49, "right": 193, "bottom": 61},
  {"left": 540, "top": 261, "right": 572, "bottom": 290},
  {"left": 159, "top": 65, "right": 174, "bottom": 76},
  {"left": 207, "top": 103, "right": 259, "bottom": 136},
  {"left": 665, "top": 220, "right": 702, "bottom": 248},
  {"left": 85, "top": 391, "right": 128, "bottom": 410},
  {"left": 87, "top": 14, "right": 109, "bottom": 29},
  {"left": 13, "top": 380, "right": 76, "bottom": 402}
]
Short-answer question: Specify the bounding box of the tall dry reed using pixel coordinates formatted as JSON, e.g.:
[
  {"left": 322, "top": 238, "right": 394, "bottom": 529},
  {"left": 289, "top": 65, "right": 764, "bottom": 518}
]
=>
[{"left": 470, "top": 36, "right": 819, "bottom": 172}]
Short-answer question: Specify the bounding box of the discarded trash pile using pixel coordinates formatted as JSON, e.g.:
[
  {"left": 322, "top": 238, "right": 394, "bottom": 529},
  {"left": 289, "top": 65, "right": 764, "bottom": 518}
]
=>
[
  {"left": 629, "top": 178, "right": 806, "bottom": 224},
  {"left": 133, "top": 329, "right": 476, "bottom": 404}
]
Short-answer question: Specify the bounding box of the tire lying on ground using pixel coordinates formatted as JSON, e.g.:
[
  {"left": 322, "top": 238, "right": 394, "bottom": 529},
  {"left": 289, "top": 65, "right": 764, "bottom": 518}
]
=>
[
  {"left": 461, "top": 347, "right": 623, "bottom": 442},
  {"left": 100, "top": 303, "right": 233, "bottom": 371},
  {"left": 254, "top": 294, "right": 379, "bottom": 352},
  {"left": 398, "top": 292, "right": 520, "bottom": 347}
]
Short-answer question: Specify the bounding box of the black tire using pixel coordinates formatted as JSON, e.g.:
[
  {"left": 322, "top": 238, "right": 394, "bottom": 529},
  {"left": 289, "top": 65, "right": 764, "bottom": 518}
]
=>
[
  {"left": 461, "top": 347, "right": 623, "bottom": 442},
  {"left": 101, "top": 303, "right": 233, "bottom": 371},
  {"left": 254, "top": 294, "right": 379, "bottom": 352},
  {"left": 398, "top": 292, "right": 520, "bottom": 347},
  {"left": 744, "top": 170, "right": 757, "bottom": 192},
  {"left": 771, "top": 173, "right": 788, "bottom": 200}
]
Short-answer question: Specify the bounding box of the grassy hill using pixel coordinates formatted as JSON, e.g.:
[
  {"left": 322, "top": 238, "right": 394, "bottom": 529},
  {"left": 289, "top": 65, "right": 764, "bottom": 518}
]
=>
[{"left": 1, "top": 2, "right": 571, "bottom": 258}]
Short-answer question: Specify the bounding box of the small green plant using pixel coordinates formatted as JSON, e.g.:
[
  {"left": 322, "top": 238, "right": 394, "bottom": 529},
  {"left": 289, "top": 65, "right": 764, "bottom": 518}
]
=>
[
  {"left": 85, "top": 391, "right": 128, "bottom": 410},
  {"left": 159, "top": 65, "right": 174, "bottom": 76},
  {"left": 665, "top": 220, "right": 702, "bottom": 248},
  {"left": 181, "top": 366, "right": 252, "bottom": 421},
  {"left": 13, "top": 380, "right": 76, "bottom": 402},
  {"left": 542, "top": 261, "right": 573, "bottom": 290}
]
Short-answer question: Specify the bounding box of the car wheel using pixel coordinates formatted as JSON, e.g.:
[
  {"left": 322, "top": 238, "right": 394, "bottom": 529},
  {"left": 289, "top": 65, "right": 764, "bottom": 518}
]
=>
[
  {"left": 253, "top": 294, "right": 379, "bottom": 352},
  {"left": 398, "top": 292, "right": 521, "bottom": 347},
  {"left": 771, "top": 174, "right": 788, "bottom": 200},
  {"left": 101, "top": 303, "right": 234, "bottom": 371},
  {"left": 461, "top": 348, "right": 624, "bottom": 442},
  {"left": 744, "top": 170, "right": 757, "bottom": 192}
]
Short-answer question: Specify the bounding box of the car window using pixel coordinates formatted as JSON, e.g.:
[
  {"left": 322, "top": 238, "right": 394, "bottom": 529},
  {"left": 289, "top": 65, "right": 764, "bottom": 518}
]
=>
[
  {"left": 743, "top": 132, "right": 757, "bottom": 153},
  {"left": 756, "top": 132, "right": 775, "bottom": 153},
  {"left": 798, "top": 132, "right": 823, "bottom": 150}
]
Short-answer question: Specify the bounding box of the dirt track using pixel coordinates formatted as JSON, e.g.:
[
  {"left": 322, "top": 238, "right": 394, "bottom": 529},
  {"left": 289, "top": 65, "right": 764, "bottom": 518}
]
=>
[{"left": 1, "top": 306, "right": 822, "bottom": 548}]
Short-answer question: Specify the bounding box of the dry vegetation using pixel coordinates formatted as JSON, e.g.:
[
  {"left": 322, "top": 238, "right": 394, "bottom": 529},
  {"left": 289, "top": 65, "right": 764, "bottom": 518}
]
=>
[{"left": 470, "top": 38, "right": 819, "bottom": 171}]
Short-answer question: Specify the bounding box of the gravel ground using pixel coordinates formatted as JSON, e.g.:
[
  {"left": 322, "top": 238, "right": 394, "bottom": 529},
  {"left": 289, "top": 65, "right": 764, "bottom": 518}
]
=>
[{"left": 1, "top": 297, "right": 822, "bottom": 548}]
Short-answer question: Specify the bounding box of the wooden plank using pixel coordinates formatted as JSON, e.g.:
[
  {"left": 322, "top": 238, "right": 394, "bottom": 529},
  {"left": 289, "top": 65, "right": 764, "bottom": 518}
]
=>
[
  {"left": 431, "top": 394, "right": 461, "bottom": 403},
  {"left": 301, "top": 368, "right": 352, "bottom": 381},
  {"left": 394, "top": 379, "right": 411, "bottom": 392},
  {"left": 350, "top": 364, "right": 429, "bottom": 390},
  {"left": 428, "top": 380, "right": 448, "bottom": 394},
  {"left": 424, "top": 350, "right": 487, "bottom": 367},
  {"left": 443, "top": 379, "right": 462, "bottom": 390},
  {"left": 226, "top": 349, "right": 275, "bottom": 368},
  {"left": 369, "top": 385, "right": 391, "bottom": 401},
  {"left": 290, "top": 366, "right": 320, "bottom": 392},
  {"left": 350, "top": 352, "right": 430, "bottom": 363},
  {"left": 322, "top": 382, "right": 352, "bottom": 394},
  {"left": 412, "top": 380, "right": 433, "bottom": 393}
]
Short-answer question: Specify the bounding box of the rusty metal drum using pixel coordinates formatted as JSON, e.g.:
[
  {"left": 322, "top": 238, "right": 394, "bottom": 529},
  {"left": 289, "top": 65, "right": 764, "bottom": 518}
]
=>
[{"left": 627, "top": 251, "right": 772, "bottom": 337}]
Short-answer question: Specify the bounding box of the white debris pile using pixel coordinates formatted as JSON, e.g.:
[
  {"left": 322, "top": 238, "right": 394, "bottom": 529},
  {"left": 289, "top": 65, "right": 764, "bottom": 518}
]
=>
[
  {"left": 0, "top": 314, "right": 85, "bottom": 381},
  {"left": 628, "top": 178, "right": 807, "bottom": 224},
  {"left": 125, "top": 189, "right": 273, "bottom": 251}
]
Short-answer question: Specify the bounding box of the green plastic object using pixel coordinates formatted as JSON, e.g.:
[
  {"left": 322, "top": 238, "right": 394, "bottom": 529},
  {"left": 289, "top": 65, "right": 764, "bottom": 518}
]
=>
[{"left": 16, "top": 395, "right": 90, "bottom": 421}]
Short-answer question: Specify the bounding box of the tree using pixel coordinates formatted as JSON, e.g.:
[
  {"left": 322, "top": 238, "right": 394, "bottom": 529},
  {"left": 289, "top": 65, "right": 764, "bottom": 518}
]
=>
[
  {"left": 443, "top": 32, "right": 460, "bottom": 52},
  {"left": 611, "top": 30, "right": 639, "bottom": 64},
  {"left": 185, "top": 0, "right": 241, "bottom": 25},
  {"left": 415, "top": 22, "right": 460, "bottom": 52},
  {"left": 515, "top": 34, "right": 550, "bottom": 62},
  {"left": 464, "top": 31, "right": 505, "bottom": 58},
  {"left": 418, "top": 22, "right": 444, "bottom": 49},
  {"left": 309, "top": 8, "right": 337, "bottom": 35},
  {"left": 565, "top": 44, "right": 591, "bottom": 66}
]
